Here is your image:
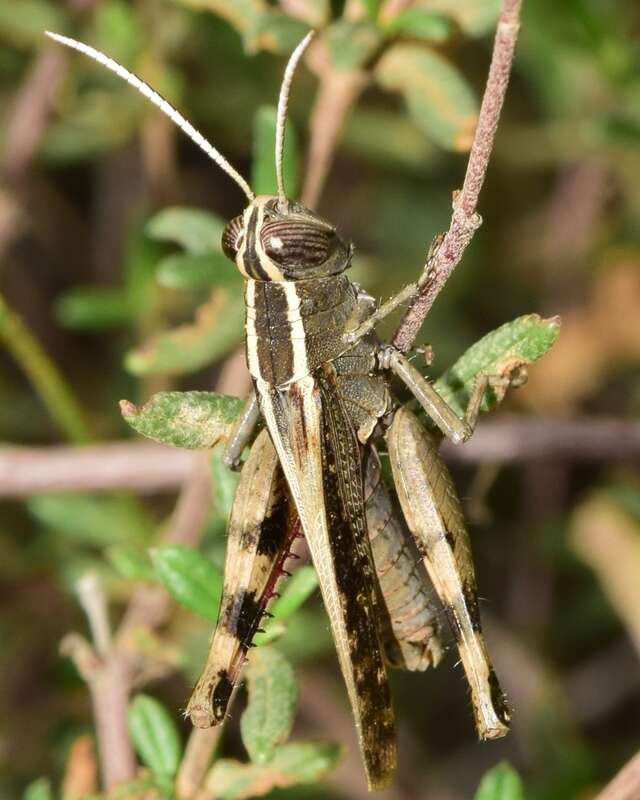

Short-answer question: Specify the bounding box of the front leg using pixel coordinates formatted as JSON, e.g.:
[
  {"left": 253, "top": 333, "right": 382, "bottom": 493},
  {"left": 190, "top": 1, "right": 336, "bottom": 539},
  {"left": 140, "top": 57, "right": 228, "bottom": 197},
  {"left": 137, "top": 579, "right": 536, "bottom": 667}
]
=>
[{"left": 222, "top": 391, "right": 260, "bottom": 469}]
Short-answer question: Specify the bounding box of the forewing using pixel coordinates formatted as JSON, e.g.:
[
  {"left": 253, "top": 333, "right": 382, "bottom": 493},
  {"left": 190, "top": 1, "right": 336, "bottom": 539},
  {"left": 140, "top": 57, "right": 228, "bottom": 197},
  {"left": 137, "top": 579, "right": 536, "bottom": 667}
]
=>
[
  {"left": 257, "top": 372, "right": 396, "bottom": 791},
  {"left": 187, "top": 429, "right": 298, "bottom": 727},
  {"left": 387, "top": 406, "right": 511, "bottom": 740}
]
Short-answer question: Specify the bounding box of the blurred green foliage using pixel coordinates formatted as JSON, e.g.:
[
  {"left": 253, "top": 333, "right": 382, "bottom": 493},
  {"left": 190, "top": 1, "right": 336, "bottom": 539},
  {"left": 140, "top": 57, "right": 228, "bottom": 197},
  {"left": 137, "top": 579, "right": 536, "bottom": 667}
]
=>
[{"left": 1, "top": 0, "right": 640, "bottom": 799}]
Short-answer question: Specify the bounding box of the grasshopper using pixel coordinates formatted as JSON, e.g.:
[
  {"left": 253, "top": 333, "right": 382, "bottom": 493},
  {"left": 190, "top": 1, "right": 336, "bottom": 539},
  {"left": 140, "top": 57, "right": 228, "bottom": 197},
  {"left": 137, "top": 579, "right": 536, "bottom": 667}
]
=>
[{"left": 47, "top": 30, "right": 518, "bottom": 789}]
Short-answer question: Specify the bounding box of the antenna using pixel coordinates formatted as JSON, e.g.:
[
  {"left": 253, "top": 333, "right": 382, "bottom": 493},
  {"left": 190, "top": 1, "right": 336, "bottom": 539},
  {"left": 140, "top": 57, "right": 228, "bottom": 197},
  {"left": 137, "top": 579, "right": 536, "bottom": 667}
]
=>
[
  {"left": 45, "top": 31, "right": 255, "bottom": 202},
  {"left": 274, "top": 30, "right": 315, "bottom": 207}
]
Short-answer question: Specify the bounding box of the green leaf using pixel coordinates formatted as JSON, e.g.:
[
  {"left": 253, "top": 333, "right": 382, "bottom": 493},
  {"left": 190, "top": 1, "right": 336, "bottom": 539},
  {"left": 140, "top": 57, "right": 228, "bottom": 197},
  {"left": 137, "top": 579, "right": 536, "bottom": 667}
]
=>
[
  {"left": 375, "top": 43, "right": 478, "bottom": 151},
  {"left": 106, "top": 544, "right": 155, "bottom": 581},
  {"left": 125, "top": 288, "right": 245, "bottom": 375},
  {"left": 434, "top": 315, "right": 561, "bottom": 417},
  {"left": 241, "top": 647, "right": 298, "bottom": 764},
  {"left": 383, "top": 9, "right": 453, "bottom": 42},
  {"left": 152, "top": 544, "right": 222, "bottom": 620},
  {"left": 252, "top": 105, "right": 299, "bottom": 198},
  {"left": 474, "top": 762, "right": 525, "bottom": 800},
  {"left": 210, "top": 447, "right": 241, "bottom": 520},
  {"left": 254, "top": 566, "right": 319, "bottom": 646},
  {"left": 246, "top": 12, "right": 310, "bottom": 55},
  {"left": 327, "top": 20, "right": 382, "bottom": 70},
  {"left": 146, "top": 207, "right": 225, "bottom": 255},
  {"left": 270, "top": 565, "right": 318, "bottom": 620},
  {"left": 28, "top": 493, "right": 153, "bottom": 546},
  {"left": 156, "top": 252, "right": 239, "bottom": 291},
  {"left": 360, "top": 0, "right": 380, "bottom": 22},
  {"left": 424, "top": 0, "right": 502, "bottom": 37},
  {"left": 128, "top": 694, "right": 182, "bottom": 778},
  {"left": 93, "top": 0, "right": 143, "bottom": 67},
  {"left": 54, "top": 286, "right": 132, "bottom": 331},
  {"left": 121, "top": 390, "right": 242, "bottom": 449},
  {"left": 203, "top": 741, "right": 342, "bottom": 799},
  {"left": 280, "top": 0, "right": 329, "bottom": 27},
  {"left": 0, "top": 0, "right": 66, "bottom": 47},
  {"left": 22, "top": 778, "right": 53, "bottom": 800},
  {"left": 172, "top": 0, "right": 265, "bottom": 35}
]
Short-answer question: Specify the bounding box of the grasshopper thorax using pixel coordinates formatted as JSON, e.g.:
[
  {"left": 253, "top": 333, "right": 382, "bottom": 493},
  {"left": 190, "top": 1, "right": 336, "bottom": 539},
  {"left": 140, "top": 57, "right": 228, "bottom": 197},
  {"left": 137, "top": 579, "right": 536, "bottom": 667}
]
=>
[{"left": 222, "top": 195, "right": 353, "bottom": 282}]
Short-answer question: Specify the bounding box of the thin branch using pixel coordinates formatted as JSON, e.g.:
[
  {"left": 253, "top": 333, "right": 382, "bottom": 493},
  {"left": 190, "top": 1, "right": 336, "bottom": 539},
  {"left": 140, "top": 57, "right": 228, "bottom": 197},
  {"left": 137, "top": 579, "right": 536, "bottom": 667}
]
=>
[
  {"left": 2, "top": 416, "right": 640, "bottom": 497},
  {"left": 594, "top": 751, "right": 640, "bottom": 800},
  {"left": 301, "top": 41, "right": 369, "bottom": 209},
  {"left": 392, "top": 0, "right": 523, "bottom": 352},
  {"left": 176, "top": 727, "right": 222, "bottom": 800}
]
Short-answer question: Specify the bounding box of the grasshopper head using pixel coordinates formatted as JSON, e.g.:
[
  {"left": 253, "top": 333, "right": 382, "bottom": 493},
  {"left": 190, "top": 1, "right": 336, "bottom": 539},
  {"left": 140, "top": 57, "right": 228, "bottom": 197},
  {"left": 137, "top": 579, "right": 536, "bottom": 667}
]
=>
[{"left": 222, "top": 196, "right": 353, "bottom": 281}]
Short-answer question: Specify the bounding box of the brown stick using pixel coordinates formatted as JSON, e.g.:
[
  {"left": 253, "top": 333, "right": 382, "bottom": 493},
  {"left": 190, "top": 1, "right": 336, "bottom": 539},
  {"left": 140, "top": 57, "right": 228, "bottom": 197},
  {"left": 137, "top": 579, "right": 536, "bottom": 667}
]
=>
[
  {"left": 2, "top": 415, "right": 639, "bottom": 497},
  {"left": 301, "top": 42, "right": 368, "bottom": 209},
  {"left": 594, "top": 751, "right": 640, "bottom": 800},
  {"left": 392, "top": 0, "right": 523, "bottom": 352}
]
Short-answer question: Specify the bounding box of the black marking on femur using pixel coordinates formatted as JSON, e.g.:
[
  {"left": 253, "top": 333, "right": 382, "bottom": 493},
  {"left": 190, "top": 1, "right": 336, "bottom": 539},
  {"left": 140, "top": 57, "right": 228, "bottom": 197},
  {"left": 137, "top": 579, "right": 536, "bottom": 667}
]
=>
[
  {"left": 222, "top": 214, "right": 244, "bottom": 260},
  {"left": 257, "top": 495, "right": 289, "bottom": 556},
  {"left": 462, "top": 578, "right": 482, "bottom": 633},
  {"left": 212, "top": 670, "right": 234, "bottom": 722},
  {"left": 260, "top": 218, "right": 335, "bottom": 267},
  {"left": 229, "top": 589, "right": 263, "bottom": 646}
]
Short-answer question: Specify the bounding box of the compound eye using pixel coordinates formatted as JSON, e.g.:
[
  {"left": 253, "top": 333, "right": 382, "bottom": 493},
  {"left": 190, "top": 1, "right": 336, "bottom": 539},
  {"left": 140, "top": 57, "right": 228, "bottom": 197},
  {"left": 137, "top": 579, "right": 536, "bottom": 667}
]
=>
[
  {"left": 221, "top": 215, "right": 245, "bottom": 261},
  {"left": 260, "top": 218, "right": 335, "bottom": 267}
]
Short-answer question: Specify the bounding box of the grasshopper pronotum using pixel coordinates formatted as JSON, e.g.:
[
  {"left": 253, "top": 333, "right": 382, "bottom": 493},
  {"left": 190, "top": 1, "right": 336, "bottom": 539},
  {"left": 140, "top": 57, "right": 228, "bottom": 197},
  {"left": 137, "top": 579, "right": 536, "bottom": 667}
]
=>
[{"left": 47, "top": 29, "right": 518, "bottom": 789}]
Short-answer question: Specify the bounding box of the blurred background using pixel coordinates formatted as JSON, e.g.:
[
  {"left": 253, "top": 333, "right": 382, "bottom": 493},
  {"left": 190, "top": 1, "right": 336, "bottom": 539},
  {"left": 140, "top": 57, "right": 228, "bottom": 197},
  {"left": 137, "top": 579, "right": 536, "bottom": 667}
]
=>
[{"left": 1, "top": 1, "right": 639, "bottom": 798}]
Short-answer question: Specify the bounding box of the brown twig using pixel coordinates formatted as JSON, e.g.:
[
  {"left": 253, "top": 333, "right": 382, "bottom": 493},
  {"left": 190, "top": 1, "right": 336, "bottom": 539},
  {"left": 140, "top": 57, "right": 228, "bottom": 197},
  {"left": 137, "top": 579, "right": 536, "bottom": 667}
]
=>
[
  {"left": 594, "top": 751, "right": 640, "bottom": 800},
  {"left": 176, "top": 728, "right": 222, "bottom": 800},
  {"left": 2, "top": 415, "right": 639, "bottom": 497},
  {"left": 392, "top": 0, "right": 523, "bottom": 352},
  {"left": 301, "top": 41, "right": 369, "bottom": 209}
]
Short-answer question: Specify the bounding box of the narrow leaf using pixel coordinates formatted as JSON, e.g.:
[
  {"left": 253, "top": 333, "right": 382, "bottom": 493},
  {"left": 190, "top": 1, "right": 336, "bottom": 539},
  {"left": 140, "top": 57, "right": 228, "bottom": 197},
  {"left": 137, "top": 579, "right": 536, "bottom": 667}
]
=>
[
  {"left": 241, "top": 647, "right": 298, "bottom": 764},
  {"left": 327, "top": 20, "right": 382, "bottom": 70},
  {"left": 128, "top": 694, "right": 182, "bottom": 778},
  {"left": 146, "top": 207, "right": 225, "bottom": 255},
  {"left": 269, "top": 566, "right": 318, "bottom": 621},
  {"left": 375, "top": 43, "right": 478, "bottom": 150},
  {"left": 434, "top": 314, "right": 561, "bottom": 417},
  {"left": 125, "top": 288, "right": 245, "bottom": 376},
  {"left": 22, "top": 778, "right": 53, "bottom": 800},
  {"left": 203, "top": 741, "right": 341, "bottom": 799},
  {"left": 252, "top": 105, "right": 299, "bottom": 198},
  {"left": 55, "top": 286, "right": 132, "bottom": 331},
  {"left": 254, "top": 566, "right": 319, "bottom": 646},
  {"left": 121, "top": 390, "right": 242, "bottom": 449},
  {"left": 152, "top": 544, "right": 222, "bottom": 620},
  {"left": 383, "top": 9, "right": 453, "bottom": 42},
  {"left": 156, "top": 252, "right": 239, "bottom": 291},
  {"left": 474, "top": 762, "right": 525, "bottom": 800}
]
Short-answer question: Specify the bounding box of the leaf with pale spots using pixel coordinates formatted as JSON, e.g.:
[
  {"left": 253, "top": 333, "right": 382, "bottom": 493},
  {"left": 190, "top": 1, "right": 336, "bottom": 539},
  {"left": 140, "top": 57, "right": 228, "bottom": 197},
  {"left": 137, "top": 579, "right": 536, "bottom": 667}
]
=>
[
  {"left": 120, "top": 390, "right": 242, "bottom": 449},
  {"left": 240, "top": 647, "right": 298, "bottom": 764},
  {"left": 434, "top": 314, "right": 561, "bottom": 417}
]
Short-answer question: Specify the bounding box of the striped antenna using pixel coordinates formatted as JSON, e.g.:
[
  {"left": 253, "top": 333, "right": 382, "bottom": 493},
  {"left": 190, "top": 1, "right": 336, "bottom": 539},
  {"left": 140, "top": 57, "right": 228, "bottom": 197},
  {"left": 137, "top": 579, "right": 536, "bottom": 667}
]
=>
[
  {"left": 45, "top": 31, "right": 255, "bottom": 202},
  {"left": 274, "top": 30, "right": 315, "bottom": 207}
]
